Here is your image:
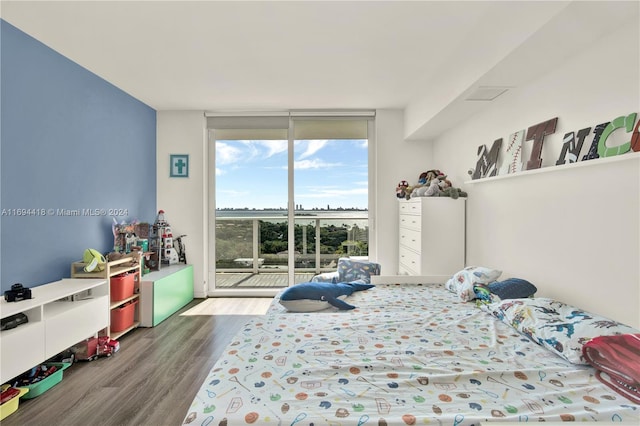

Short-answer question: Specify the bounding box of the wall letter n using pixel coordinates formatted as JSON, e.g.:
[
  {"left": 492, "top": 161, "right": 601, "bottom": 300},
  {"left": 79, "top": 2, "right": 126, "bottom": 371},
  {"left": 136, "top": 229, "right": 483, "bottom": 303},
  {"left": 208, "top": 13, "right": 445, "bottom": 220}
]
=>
[
  {"left": 472, "top": 139, "right": 502, "bottom": 179},
  {"left": 525, "top": 117, "right": 558, "bottom": 170}
]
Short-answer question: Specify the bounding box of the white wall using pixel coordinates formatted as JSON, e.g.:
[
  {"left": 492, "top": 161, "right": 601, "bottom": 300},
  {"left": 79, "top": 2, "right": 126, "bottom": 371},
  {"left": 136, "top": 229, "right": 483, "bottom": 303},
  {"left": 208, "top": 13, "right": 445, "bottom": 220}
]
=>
[
  {"left": 156, "top": 111, "right": 208, "bottom": 297},
  {"left": 372, "top": 110, "right": 434, "bottom": 273},
  {"left": 428, "top": 22, "right": 640, "bottom": 327}
]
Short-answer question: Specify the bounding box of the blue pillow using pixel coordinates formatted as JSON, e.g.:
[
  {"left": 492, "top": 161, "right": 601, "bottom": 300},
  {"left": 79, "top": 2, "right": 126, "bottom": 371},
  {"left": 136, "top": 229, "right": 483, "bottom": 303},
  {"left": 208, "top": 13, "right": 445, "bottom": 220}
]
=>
[{"left": 488, "top": 278, "right": 537, "bottom": 299}]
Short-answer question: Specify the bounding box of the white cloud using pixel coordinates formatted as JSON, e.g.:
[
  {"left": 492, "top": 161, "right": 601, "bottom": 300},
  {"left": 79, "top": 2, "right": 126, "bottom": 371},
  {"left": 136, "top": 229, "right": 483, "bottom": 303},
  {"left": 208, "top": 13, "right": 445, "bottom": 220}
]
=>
[
  {"left": 297, "top": 140, "right": 328, "bottom": 159},
  {"left": 293, "top": 159, "right": 342, "bottom": 170},
  {"left": 256, "top": 140, "right": 288, "bottom": 158},
  {"left": 216, "top": 140, "right": 288, "bottom": 166},
  {"left": 215, "top": 142, "right": 244, "bottom": 165}
]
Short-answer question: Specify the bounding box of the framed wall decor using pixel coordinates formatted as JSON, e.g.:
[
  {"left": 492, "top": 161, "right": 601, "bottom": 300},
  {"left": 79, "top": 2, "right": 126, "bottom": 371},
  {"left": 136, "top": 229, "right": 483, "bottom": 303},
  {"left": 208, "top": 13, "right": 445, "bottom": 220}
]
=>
[{"left": 170, "top": 154, "right": 189, "bottom": 178}]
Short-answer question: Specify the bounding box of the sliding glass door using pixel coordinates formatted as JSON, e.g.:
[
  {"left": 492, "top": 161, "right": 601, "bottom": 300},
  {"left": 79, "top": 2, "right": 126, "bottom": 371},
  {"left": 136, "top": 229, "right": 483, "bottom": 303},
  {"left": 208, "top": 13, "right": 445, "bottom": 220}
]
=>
[
  {"left": 207, "top": 114, "right": 374, "bottom": 296},
  {"left": 214, "top": 137, "right": 292, "bottom": 288}
]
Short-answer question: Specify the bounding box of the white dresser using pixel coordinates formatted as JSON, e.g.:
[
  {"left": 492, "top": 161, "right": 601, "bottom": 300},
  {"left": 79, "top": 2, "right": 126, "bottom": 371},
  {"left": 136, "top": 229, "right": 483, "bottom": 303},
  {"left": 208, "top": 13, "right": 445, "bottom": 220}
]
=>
[{"left": 398, "top": 197, "right": 466, "bottom": 275}]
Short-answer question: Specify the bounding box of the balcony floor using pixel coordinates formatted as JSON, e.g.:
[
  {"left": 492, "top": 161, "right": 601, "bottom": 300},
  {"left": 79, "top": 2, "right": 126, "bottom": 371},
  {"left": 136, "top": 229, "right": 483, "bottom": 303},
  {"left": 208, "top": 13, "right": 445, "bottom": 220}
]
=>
[{"left": 215, "top": 272, "right": 316, "bottom": 288}]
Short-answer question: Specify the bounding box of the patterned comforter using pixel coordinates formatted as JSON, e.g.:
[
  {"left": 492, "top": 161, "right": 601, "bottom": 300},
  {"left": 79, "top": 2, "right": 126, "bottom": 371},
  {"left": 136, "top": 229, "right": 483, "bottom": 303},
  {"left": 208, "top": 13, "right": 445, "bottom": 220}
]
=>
[{"left": 183, "top": 284, "right": 640, "bottom": 425}]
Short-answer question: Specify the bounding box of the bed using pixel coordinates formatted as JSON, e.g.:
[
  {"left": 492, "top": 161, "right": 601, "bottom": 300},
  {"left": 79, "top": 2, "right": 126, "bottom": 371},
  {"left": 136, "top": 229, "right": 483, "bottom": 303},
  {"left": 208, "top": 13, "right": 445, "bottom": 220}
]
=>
[{"left": 183, "top": 282, "right": 640, "bottom": 425}]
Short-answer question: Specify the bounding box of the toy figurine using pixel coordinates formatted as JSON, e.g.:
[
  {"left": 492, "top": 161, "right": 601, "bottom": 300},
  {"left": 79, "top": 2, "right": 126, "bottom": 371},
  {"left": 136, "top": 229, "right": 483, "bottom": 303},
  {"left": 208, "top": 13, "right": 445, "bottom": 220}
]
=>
[
  {"left": 155, "top": 209, "right": 168, "bottom": 226},
  {"left": 396, "top": 180, "right": 410, "bottom": 199}
]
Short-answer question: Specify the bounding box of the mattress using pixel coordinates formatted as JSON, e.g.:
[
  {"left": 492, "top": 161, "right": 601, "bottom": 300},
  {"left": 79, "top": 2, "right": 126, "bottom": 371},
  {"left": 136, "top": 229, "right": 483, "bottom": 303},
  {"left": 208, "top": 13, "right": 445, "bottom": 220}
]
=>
[{"left": 183, "top": 284, "right": 640, "bottom": 425}]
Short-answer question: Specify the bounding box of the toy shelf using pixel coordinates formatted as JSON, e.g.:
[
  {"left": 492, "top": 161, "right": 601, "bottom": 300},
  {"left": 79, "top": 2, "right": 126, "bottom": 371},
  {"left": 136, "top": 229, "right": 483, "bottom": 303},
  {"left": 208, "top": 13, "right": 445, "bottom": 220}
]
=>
[
  {"left": 70, "top": 257, "right": 140, "bottom": 279},
  {"left": 70, "top": 257, "right": 141, "bottom": 339}
]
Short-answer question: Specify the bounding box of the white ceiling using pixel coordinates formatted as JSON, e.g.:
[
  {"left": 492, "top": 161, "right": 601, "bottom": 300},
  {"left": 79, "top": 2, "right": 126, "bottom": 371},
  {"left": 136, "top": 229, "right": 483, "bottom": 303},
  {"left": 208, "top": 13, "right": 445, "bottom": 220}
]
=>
[{"left": 2, "top": 1, "right": 637, "bottom": 140}]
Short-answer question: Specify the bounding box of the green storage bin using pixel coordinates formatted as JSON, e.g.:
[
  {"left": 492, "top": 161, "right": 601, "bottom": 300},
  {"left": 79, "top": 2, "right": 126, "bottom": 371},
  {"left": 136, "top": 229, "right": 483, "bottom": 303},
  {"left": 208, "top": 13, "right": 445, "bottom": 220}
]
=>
[{"left": 19, "top": 363, "right": 71, "bottom": 399}]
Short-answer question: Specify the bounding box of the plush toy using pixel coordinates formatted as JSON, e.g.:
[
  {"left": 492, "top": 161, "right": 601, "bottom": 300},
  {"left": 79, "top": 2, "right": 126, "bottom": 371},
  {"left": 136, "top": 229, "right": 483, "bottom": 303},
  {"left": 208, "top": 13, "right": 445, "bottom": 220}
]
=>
[
  {"left": 396, "top": 180, "right": 409, "bottom": 199},
  {"left": 440, "top": 179, "right": 468, "bottom": 199},
  {"left": 410, "top": 174, "right": 445, "bottom": 198},
  {"left": 404, "top": 183, "right": 420, "bottom": 199},
  {"left": 106, "top": 250, "right": 141, "bottom": 267},
  {"left": 422, "top": 170, "right": 446, "bottom": 185},
  {"left": 83, "top": 249, "right": 106, "bottom": 272},
  {"left": 279, "top": 281, "right": 375, "bottom": 312},
  {"left": 410, "top": 184, "right": 427, "bottom": 198},
  {"left": 417, "top": 171, "right": 430, "bottom": 185},
  {"left": 404, "top": 170, "right": 450, "bottom": 199}
]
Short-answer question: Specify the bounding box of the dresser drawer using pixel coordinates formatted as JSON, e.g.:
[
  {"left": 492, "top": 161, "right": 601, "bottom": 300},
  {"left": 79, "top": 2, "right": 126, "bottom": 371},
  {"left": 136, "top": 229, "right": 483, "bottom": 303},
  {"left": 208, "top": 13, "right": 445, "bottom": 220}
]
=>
[
  {"left": 399, "top": 226, "right": 421, "bottom": 252},
  {"left": 398, "top": 262, "right": 418, "bottom": 276},
  {"left": 398, "top": 246, "right": 421, "bottom": 274},
  {"left": 398, "top": 201, "right": 421, "bottom": 216},
  {"left": 399, "top": 214, "right": 421, "bottom": 231}
]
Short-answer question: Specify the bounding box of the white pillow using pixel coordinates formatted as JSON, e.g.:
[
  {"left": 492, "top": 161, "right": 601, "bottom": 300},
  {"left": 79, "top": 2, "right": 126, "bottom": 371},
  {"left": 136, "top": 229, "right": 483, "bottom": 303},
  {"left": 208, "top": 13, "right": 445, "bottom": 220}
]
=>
[
  {"left": 489, "top": 298, "right": 639, "bottom": 364},
  {"left": 445, "top": 266, "right": 502, "bottom": 301}
]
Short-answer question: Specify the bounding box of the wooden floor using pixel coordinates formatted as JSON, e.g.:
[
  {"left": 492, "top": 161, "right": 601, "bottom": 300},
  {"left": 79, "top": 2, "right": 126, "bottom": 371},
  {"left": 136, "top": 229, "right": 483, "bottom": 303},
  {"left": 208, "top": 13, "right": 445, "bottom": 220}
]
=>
[
  {"left": 2, "top": 298, "right": 267, "bottom": 426},
  {"left": 180, "top": 297, "right": 273, "bottom": 316}
]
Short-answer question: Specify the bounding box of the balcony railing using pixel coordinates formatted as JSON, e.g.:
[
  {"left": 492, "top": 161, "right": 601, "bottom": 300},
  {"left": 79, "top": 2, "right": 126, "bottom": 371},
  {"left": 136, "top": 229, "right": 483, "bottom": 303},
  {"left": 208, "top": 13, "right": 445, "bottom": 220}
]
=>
[{"left": 215, "top": 213, "right": 369, "bottom": 275}]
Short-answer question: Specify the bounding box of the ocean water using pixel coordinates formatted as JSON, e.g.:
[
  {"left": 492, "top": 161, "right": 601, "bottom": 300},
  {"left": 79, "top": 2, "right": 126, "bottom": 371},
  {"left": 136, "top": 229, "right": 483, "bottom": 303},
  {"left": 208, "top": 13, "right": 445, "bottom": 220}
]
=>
[
  {"left": 215, "top": 209, "right": 367, "bottom": 218},
  {"left": 215, "top": 209, "right": 369, "bottom": 228}
]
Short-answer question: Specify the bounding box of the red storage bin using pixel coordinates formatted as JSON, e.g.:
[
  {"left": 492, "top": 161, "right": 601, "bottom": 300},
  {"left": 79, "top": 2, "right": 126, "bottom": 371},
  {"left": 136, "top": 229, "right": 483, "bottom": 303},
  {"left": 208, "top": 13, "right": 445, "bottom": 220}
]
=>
[
  {"left": 110, "top": 272, "right": 135, "bottom": 302},
  {"left": 110, "top": 300, "right": 138, "bottom": 332}
]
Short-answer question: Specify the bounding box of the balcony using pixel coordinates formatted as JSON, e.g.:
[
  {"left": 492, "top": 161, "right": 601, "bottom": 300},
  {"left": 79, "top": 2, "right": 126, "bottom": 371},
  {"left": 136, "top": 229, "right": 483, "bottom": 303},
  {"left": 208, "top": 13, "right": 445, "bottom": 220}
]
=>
[{"left": 214, "top": 212, "right": 369, "bottom": 289}]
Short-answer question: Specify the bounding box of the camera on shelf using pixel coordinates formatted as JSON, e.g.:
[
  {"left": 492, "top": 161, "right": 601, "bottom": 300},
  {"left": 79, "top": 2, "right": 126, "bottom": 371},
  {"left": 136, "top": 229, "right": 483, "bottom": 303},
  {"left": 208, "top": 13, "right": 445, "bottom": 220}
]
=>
[{"left": 4, "top": 283, "right": 32, "bottom": 302}]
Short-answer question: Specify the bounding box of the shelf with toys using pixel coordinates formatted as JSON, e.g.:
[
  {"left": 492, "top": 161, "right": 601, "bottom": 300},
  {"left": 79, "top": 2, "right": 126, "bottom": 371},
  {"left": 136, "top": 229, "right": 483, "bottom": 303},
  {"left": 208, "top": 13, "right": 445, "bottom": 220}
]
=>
[{"left": 70, "top": 252, "right": 142, "bottom": 340}]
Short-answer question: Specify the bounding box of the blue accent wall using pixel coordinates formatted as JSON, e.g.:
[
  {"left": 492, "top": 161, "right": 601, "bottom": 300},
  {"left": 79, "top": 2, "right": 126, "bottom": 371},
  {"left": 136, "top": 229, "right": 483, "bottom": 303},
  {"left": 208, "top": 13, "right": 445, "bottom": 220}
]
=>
[{"left": 1, "top": 20, "right": 157, "bottom": 292}]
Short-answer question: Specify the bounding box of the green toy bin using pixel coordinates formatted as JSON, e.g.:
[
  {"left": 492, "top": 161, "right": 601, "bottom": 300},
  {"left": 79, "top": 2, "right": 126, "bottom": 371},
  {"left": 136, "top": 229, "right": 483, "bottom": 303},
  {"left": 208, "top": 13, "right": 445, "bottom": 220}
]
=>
[{"left": 19, "top": 363, "right": 71, "bottom": 399}]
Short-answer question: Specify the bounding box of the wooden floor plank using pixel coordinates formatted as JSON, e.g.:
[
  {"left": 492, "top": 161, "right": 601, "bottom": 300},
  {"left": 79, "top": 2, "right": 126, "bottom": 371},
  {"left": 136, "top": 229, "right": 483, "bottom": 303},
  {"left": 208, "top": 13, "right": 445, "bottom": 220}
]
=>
[
  {"left": 1, "top": 299, "right": 260, "bottom": 426},
  {"left": 181, "top": 297, "right": 272, "bottom": 315}
]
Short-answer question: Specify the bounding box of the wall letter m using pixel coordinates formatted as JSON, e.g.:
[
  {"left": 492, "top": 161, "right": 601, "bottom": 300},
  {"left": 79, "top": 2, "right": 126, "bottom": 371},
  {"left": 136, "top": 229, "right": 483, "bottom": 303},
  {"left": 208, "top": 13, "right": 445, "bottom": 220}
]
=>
[{"left": 472, "top": 139, "right": 502, "bottom": 179}]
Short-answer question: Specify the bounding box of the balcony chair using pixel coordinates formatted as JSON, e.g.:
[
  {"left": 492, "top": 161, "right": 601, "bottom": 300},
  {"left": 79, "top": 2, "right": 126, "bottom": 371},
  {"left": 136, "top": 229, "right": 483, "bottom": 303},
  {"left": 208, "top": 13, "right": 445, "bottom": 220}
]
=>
[{"left": 311, "top": 257, "right": 381, "bottom": 284}]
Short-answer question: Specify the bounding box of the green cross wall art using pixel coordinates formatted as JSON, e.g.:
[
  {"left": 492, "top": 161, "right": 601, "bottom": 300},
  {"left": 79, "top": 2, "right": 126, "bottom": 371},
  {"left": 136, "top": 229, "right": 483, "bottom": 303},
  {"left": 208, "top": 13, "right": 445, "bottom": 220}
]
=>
[{"left": 170, "top": 154, "right": 189, "bottom": 178}]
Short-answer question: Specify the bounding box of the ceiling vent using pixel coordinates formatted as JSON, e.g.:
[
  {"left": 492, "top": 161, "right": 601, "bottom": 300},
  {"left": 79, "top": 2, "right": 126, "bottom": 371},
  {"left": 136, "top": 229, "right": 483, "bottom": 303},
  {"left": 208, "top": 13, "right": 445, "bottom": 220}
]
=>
[{"left": 465, "top": 86, "right": 511, "bottom": 101}]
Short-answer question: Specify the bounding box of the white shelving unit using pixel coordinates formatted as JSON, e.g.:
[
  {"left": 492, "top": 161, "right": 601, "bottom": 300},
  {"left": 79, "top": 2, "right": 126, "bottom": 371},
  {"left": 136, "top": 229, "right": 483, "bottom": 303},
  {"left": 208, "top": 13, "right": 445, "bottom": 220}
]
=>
[{"left": 0, "top": 278, "right": 108, "bottom": 383}]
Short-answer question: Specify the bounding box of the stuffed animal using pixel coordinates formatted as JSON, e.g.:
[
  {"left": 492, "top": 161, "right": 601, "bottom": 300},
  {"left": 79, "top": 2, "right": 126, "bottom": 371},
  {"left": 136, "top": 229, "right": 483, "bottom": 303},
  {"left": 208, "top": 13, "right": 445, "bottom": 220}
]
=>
[
  {"left": 406, "top": 170, "right": 446, "bottom": 198},
  {"left": 410, "top": 184, "right": 428, "bottom": 198},
  {"left": 83, "top": 249, "right": 106, "bottom": 272},
  {"left": 425, "top": 177, "right": 444, "bottom": 197},
  {"left": 396, "top": 180, "right": 409, "bottom": 199},
  {"left": 410, "top": 175, "right": 445, "bottom": 198},
  {"left": 422, "top": 170, "right": 446, "bottom": 185},
  {"left": 279, "top": 281, "right": 375, "bottom": 312},
  {"left": 440, "top": 179, "right": 468, "bottom": 199},
  {"left": 106, "top": 250, "right": 141, "bottom": 267}
]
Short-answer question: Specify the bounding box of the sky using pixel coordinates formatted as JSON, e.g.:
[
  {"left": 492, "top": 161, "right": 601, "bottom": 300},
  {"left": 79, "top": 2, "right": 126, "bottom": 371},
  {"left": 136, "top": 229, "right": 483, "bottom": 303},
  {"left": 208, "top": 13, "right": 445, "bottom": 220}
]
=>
[{"left": 215, "top": 139, "right": 368, "bottom": 210}]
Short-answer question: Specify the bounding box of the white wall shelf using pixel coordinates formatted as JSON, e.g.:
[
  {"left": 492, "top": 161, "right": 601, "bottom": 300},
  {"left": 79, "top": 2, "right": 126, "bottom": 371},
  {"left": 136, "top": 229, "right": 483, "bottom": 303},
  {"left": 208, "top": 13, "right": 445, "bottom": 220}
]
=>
[{"left": 465, "top": 151, "right": 640, "bottom": 185}]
